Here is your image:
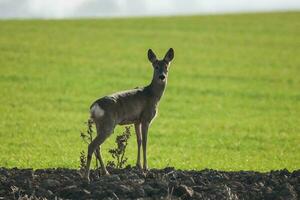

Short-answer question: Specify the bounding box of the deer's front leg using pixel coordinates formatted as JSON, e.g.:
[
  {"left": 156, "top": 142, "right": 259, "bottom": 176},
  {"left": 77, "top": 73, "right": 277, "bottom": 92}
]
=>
[
  {"left": 141, "top": 122, "right": 149, "bottom": 170},
  {"left": 135, "top": 123, "right": 142, "bottom": 169}
]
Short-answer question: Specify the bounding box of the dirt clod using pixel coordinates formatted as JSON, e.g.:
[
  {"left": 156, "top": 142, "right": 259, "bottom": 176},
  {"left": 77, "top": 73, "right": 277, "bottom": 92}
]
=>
[
  {"left": 0, "top": 167, "right": 299, "bottom": 199},
  {"left": 174, "top": 184, "right": 194, "bottom": 198},
  {"left": 42, "top": 179, "right": 61, "bottom": 189}
]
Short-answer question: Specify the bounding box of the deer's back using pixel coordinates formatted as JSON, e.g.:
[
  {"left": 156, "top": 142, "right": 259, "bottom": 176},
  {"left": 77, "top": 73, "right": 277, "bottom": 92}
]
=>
[{"left": 90, "top": 87, "right": 154, "bottom": 125}]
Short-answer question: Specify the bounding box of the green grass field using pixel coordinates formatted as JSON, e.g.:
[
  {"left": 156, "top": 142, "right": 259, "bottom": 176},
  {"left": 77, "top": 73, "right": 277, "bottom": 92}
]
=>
[{"left": 0, "top": 12, "right": 299, "bottom": 171}]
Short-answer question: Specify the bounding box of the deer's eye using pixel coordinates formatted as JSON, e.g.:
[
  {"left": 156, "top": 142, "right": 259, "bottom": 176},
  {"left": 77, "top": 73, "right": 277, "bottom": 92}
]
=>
[{"left": 155, "top": 66, "right": 159, "bottom": 70}]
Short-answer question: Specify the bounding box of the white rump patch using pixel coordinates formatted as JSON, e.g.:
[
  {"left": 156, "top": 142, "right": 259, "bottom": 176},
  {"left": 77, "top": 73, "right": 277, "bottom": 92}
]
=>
[{"left": 91, "top": 104, "right": 105, "bottom": 118}]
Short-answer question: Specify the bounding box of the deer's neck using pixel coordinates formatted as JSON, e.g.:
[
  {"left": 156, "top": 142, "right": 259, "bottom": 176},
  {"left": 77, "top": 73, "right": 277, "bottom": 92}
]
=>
[{"left": 148, "top": 79, "right": 166, "bottom": 102}]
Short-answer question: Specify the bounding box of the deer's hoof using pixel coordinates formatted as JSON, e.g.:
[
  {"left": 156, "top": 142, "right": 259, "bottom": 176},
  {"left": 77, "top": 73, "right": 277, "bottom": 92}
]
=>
[
  {"left": 83, "top": 175, "right": 90, "bottom": 184},
  {"left": 103, "top": 170, "right": 110, "bottom": 176},
  {"left": 136, "top": 163, "right": 142, "bottom": 170},
  {"left": 82, "top": 171, "right": 90, "bottom": 183}
]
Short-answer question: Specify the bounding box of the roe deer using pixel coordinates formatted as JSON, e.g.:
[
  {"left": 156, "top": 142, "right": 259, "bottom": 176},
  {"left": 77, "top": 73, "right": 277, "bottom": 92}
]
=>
[{"left": 85, "top": 48, "right": 174, "bottom": 181}]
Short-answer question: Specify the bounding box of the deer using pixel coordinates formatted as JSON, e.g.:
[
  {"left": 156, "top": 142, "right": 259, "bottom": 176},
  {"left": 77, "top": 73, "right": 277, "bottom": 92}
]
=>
[{"left": 85, "top": 48, "right": 174, "bottom": 182}]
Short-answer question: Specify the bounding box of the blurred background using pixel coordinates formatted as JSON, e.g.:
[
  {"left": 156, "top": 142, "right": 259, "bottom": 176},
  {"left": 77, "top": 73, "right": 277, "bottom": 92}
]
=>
[{"left": 1, "top": 0, "right": 300, "bottom": 19}]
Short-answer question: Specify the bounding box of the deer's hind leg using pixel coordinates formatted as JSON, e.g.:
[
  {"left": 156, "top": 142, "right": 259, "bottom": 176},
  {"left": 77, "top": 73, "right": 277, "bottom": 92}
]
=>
[
  {"left": 94, "top": 121, "right": 111, "bottom": 175},
  {"left": 85, "top": 119, "right": 115, "bottom": 181},
  {"left": 95, "top": 146, "right": 108, "bottom": 175}
]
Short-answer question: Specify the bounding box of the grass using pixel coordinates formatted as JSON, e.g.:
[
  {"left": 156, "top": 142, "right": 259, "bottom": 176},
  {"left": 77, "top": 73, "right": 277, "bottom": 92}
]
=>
[{"left": 0, "top": 12, "right": 299, "bottom": 171}]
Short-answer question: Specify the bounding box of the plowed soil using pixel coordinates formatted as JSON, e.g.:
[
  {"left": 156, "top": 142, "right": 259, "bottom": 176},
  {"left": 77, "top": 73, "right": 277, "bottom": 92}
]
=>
[{"left": 0, "top": 167, "right": 299, "bottom": 199}]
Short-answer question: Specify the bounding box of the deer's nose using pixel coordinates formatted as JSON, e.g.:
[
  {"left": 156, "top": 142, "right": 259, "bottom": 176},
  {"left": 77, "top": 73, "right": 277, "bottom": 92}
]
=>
[{"left": 159, "top": 75, "right": 165, "bottom": 80}]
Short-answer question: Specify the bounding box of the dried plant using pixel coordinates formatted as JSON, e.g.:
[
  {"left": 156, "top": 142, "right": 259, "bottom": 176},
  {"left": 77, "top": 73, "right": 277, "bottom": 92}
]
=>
[
  {"left": 107, "top": 126, "right": 131, "bottom": 169},
  {"left": 80, "top": 119, "right": 99, "bottom": 172},
  {"left": 80, "top": 119, "right": 94, "bottom": 145},
  {"left": 80, "top": 120, "right": 131, "bottom": 172},
  {"left": 79, "top": 150, "right": 87, "bottom": 174}
]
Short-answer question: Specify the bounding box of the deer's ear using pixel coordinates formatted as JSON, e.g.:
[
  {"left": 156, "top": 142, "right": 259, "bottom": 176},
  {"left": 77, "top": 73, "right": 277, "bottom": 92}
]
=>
[
  {"left": 164, "top": 48, "right": 174, "bottom": 62},
  {"left": 148, "top": 49, "right": 157, "bottom": 63}
]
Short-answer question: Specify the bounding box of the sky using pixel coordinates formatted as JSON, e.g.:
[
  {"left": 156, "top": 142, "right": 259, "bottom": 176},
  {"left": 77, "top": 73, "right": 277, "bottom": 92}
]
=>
[{"left": 0, "top": 0, "right": 299, "bottom": 19}]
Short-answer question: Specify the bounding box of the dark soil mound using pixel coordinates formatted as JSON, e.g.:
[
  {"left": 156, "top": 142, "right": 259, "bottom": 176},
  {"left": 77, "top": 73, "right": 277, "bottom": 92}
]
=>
[{"left": 0, "top": 167, "right": 299, "bottom": 199}]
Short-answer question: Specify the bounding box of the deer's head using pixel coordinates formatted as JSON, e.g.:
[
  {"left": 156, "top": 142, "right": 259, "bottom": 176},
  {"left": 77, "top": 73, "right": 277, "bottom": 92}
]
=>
[{"left": 148, "top": 48, "right": 174, "bottom": 84}]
